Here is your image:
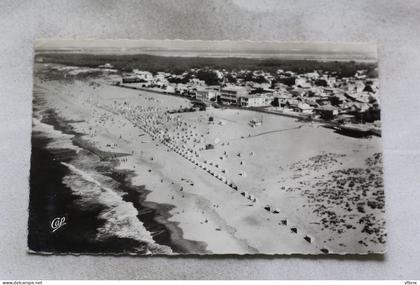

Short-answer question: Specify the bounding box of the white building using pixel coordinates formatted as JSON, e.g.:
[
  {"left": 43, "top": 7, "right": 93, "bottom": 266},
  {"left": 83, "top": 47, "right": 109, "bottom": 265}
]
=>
[
  {"left": 176, "top": 84, "right": 189, "bottom": 95},
  {"left": 165, "top": 85, "right": 176, "bottom": 94},
  {"left": 239, "top": 94, "right": 269, "bottom": 107},
  {"left": 132, "top": 69, "right": 153, "bottom": 81},
  {"left": 196, "top": 88, "right": 218, "bottom": 103},
  {"left": 189, "top": 78, "right": 206, "bottom": 86},
  {"left": 99, "top": 63, "right": 114, "bottom": 69},
  {"left": 220, "top": 86, "right": 248, "bottom": 105},
  {"left": 295, "top": 77, "right": 312, "bottom": 88},
  {"left": 297, "top": 102, "right": 314, "bottom": 114}
]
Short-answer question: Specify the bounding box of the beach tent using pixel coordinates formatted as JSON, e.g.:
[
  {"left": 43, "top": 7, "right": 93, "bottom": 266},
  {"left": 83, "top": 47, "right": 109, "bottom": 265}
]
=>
[
  {"left": 248, "top": 194, "right": 256, "bottom": 202},
  {"left": 304, "top": 235, "right": 312, "bottom": 243}
]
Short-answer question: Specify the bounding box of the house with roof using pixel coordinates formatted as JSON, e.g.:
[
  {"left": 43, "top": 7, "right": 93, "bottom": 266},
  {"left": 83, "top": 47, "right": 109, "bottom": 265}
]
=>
[
  {"left": 284, "top": 99, "right": 300, "bottom": 110},
  {"left": 239, "top": 94, "right": 269, "bottom": 107},
  {"left": 132, "top": 69, "right": 153, "bottom": 81},
  {"left": 220, "top": 86, "right": 248, "bottom": 105},
  {"left": 196, "top": 87, "right": 218, "bottom": 103},
  {"left": 295, "top": 77, "right": 312, "bottom": 88},
  {"left": 296, "top": 102, "right": 314, "bottom": 114}
]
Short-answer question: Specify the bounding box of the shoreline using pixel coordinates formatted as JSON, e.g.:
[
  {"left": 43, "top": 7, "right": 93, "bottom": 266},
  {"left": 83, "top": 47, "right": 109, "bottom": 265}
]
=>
[
  {"left": 32, "top": 106, "right": 208, "bottom": 254},
  {"left": 105, "top": 167, "right": 210, "bottom": 254},
  {"left": 29, "top": 131, "right": 154, "bottom": 255}
]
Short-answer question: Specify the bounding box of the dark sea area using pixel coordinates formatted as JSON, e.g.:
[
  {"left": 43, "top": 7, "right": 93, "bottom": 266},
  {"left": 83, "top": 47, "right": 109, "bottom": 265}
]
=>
[
  {"left": 28, "top": 132, "right": 151, "bottom": 254},
  {"left": 28, "top": 106, "right": 206, "bottom": 255}
]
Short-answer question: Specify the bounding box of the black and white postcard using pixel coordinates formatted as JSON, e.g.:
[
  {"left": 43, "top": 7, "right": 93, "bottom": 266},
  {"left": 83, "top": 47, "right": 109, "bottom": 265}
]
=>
[{"left": 29, "top": 40, "right": 385, "bottom": 255}]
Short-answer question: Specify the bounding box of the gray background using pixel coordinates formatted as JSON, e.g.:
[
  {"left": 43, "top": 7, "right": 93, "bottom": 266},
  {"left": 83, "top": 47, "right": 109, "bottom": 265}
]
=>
[{"left": 1, "top": 0, "right": 419, "bottom": 279}]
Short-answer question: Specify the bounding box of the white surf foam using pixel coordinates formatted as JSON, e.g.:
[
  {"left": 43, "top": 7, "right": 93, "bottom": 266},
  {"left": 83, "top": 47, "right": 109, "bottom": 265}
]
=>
[
  {"left": 32, "top": 116, "right": 81, "bottom": 152},
  {"left": 60, "top": 161, "right": 172, "bottom": 254}
]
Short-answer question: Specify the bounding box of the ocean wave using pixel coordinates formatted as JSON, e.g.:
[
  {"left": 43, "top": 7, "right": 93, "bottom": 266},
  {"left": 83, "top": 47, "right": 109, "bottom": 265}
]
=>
[
  {"left": 32, "top": 116, "right": 81, "bottom": 152},
  {"left": 61, "top": 162, "right": 173, "bottom": 254}
]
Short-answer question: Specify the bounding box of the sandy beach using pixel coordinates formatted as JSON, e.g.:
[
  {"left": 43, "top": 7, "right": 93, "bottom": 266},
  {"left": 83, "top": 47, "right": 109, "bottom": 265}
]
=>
[{"left": 31, "top": 63, "right": 385, "bottom": 254}]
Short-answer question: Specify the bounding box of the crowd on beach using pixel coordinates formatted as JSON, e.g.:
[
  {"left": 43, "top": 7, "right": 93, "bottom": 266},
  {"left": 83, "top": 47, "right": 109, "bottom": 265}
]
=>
[
  {"left": 106, "top": 98, "right": 260, "bottom": 204},
  {"left": 81, "top": 93, "right": 331, "bottom": 252}
]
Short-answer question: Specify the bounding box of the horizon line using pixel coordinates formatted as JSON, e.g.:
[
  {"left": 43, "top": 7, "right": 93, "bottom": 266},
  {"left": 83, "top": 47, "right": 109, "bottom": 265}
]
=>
[{"left": 34, "top": 39, "right": 378, "bottom": 62}]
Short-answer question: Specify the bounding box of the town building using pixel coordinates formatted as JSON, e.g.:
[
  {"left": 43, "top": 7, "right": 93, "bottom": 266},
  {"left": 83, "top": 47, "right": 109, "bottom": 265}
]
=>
[
  {"left": 220, "top": 86, "right": 248, "bottom": 105},
  {"left": 175, "top": 84, "right": 189, "bottom": 95},
  {"left": 296, "top": 102, "right": 314, "bottom": 114},
  {"left": 317, "top": 105, "right": 339, "bottom": 120},
  {"left": 99, "top": 63, "right": 114, "bottom": 69},
  {"left": 164, "top": 85, "right": 176, "bottom": 94},
  {"left": 239, "top": 94, "right": 269, "bottom": 107},
  {"left": 284, "top": 99, "right": 300, "bottom": 110},
  {"left": 132, "top": 69, "right": 153, "bottom": 81},
  {"left": 196, "top": 88, "right": 218, "bottom": 103},
  {"left": 295, "top": 77, "right": 312, "bottom": 88}
]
